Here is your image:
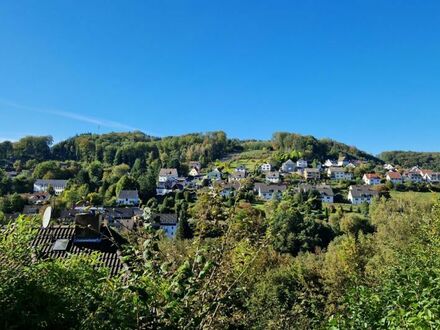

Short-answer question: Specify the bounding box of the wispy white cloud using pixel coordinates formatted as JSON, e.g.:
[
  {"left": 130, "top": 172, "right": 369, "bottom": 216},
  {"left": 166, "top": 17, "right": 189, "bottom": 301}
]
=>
[{"left": 0, "top": 99, "right": 139, "bottom": 131}]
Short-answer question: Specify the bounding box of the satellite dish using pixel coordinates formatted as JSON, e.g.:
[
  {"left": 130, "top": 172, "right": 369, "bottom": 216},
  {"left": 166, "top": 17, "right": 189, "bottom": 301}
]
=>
[{"left": 42, "top": 206, "right": 52, "bottom": 228}]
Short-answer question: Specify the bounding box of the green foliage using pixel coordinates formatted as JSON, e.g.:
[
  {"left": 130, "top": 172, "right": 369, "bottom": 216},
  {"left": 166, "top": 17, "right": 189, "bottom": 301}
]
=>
[{"left": 380, "top": 150, "right": 440, "bottom": 171}]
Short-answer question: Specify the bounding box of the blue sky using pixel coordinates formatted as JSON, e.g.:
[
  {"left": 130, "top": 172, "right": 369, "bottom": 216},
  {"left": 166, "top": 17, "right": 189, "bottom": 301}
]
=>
[{"left": 0, "top": 1, "right": 439, "bottom": 154}]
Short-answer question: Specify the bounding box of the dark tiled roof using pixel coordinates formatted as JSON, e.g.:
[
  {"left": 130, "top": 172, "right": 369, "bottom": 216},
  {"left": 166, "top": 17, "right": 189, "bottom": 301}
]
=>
[
  {"left": 31, "top": 225, "right": 125, "bottom": 277},
  {"left": 34, "top": 179, "right": 69, "bottom": 186},
  {"left": 117, "top": 190, "right": 139, "bottom": 200},
  {"left": 152, "top": 213, "right": 178, "bottom": 225}
]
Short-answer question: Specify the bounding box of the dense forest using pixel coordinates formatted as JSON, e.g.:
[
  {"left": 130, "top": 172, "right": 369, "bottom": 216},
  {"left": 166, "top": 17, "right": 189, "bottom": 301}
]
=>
[{"left": 379, "top": 151, "right": 440, "bottom": 171}]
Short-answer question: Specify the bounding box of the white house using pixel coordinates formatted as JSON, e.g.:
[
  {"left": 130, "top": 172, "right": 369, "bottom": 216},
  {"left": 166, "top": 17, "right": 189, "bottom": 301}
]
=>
[
  {"left": 116, "top": 190, "right": 140, "bottom": 206},
  {"left": 324, "top": 159, "right": 338, "bottom": 167},
  {"left": 34, "top": 179, "right": 68, "bottom": 195},
  {"left": 260, "top": 163, "right": 272, "bottom": 172},
  {"left": 153, "top": 213, "right": 178, "bottom": 238},
  {"left": 384, "top": 164, "right": 395, "bottom": 171},
  {"left": 403, "top": 171, "right": 424, "bottom": 183},
  {"left": 254, "top": 183, "right": 287, "bottom": 201},
  {"left": 420, "top": 170, "right": 440, "bottom": 183},
  {"left": 298, "top": 184, "right": 335, "bottom": 203},
  {"left": 363, "top": 173, "right": 381, "bottom": 185},
  {"left": 281, "top": 159, "right": 296, "bottom": 173},
  {"left": 327, "top": 167, "right": 352, "bottom": 180},
  {"left": 296, "top": 159, "right": 308, "bottom": 168},
  {"left": 235, "top": 165, "right": 247, "bottom": 173},
  {"left": 265, "top": 171, "right": 280, "bottom": 183},
  {"left": 386, "top": 171, "right": 403, "bottom": 185},
  {"left": 348, "top": 185, "right": 379, "bottom": 205},
  {"left": 158, "top": 168, "right": 178, "bottom": 183}
]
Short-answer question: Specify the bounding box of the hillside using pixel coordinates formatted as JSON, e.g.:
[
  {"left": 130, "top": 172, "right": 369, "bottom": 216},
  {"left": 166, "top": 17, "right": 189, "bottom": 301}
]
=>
[
  {"left": 379, "top": 151, "right": 440, "bottom": 171},
  {"left": 0, "top": 131, "right": 380, "bottom": 167}
]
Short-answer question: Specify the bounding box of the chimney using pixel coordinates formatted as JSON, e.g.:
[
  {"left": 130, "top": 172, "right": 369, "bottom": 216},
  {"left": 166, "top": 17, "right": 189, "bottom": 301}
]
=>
[{"left": 74, "top": 211, "right": 102, "bottom": 243}]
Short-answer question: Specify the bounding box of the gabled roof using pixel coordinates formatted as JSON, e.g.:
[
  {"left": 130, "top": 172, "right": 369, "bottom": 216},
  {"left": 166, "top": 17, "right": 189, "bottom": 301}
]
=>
[
  {"left": 328, "top": 166, "right": 346, "bottom": 173},
  {"left": 266, "top": 171, "right": 280, "bottom": 178},
  {"left": 255, "top": 183, "right": 287, "bottom": 193},
  {"left": 152, "top": 213, "right": 178, "bottom": 225},
  {"left": 298, "top": 184, "right": 334, "bottom": 196},
  {"left": 282, "top": 159, "right": 295, "bottom": 165},
  {"left": 34, "top": 179, "right": 69, "bottom": 186},
  {"left": 386, "top": 171, "right": 402, "bottom": 179},
  {"left": 159, "top": 168, "right": 178, "bottom": 176},
  {"left": 364, "top": 173, "right": 380, "bottom": 179},
  {"left": 31, "top": 225, "right": 124, "bottom": 277},
  {"left": 117, "top": 190, "right": 139, "bottom": 200},
  {"left": 349, "top": 185, "right": 379, "bottom": 198}
]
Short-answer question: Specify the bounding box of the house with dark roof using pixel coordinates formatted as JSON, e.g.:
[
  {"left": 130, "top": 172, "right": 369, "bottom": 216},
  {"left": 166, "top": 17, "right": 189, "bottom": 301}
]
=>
[
  {"left": 254, "top": 183, "right": 287, "bottom": 201},
  {"left": 116, "top": 190, "right": 140, "bottom": 206},
  {"left": 281, "top": 159, "right": 296, "bottom": 173},
  {"left": 298, "top": 184, "right": 335, "bottom": 203},
  {"left": 31, "top": 212, "right": 125, "bottom": 277},
  {"left": 152, "top": 213, "right": 178, "bottom": 238},
  {"left": 34, "top": 179, "right": 69, "bottom": 195},
  {"left": 348, "top": 185, "right": 379, "bottom": 205}
]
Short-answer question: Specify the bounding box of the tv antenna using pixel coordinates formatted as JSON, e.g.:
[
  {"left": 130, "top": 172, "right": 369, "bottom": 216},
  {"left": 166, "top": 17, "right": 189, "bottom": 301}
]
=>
[{"left": 42, "top": 206, "right": 52, "bottom": 228}]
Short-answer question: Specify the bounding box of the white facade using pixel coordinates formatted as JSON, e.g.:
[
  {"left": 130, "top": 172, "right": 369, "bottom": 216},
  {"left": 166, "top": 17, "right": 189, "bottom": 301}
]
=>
[
  {"left": 260, "top": 163, "right": 272, "bottom": 172},
  {"left": 34, "top": 179, "right": 68, "bottom": 195},
  {"left": 363, "top": 174, "right": 381, "bottom": 185}
]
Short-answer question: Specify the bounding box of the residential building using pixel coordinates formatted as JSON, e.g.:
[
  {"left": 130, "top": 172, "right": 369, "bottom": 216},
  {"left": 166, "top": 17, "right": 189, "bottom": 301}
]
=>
[
  {"left": 218, "top": 182, "right": 241, "bottom": 197},
  {"left": 281, "top": 159, "right": 296, "bottom": 173},
  {"left": 265, "top": 171, "right": 280, "bottom": 183},
  {"left": 189, "top": 161, "right": 202, "bottom": 172},
  {"left": 116, "top": 190, "right": 140, "bottom": 206},
  {"left": 327, "top": 167, "right": 353, "bottom": 180},
  {"left": 422, "top": 170, "right": 440, "bottom": 183},
  {"left": 296, "top": 159, "right": 308, "bottom": 168},
  {"left": 363, "top": 173, "right": 381, "bottom": 185},
  {"left": 304, "top": 168, "right": 320, "bottom": 180},
  {"left": 206, "top": 168, "right": 222, "bottom": 181},
  {"left": 403, "top": 171, "right": 424, "bottom": 183},
  {"left": 384, "top": 164, "right": 395, "bottom": 171},
  {"left": 386, "top": 171, "right": 403, "bottom": 185},
  {"left": 298, "top": 184, "right": 335, "bottom": 203},
  {"left": 260, "top": 163, "right": 272, "bottom": 172},
  {"left": 31, "top": 212, "right": 125, "bottom": 277},
  {"left": 158, "top": 168, "right": 178, "bottom": 183},
  {"left": 188, "top": 167, "right": 201, "bottom": 177},
  {"left": 324, "top": 159, "right": 338, "bottom": 167},
  {"left": 152, "top": 213, "right": 178, "bottom": 238},
  {"left": 235, "top": 165, "right": 247, "bottom": 173},
  {"left": 348, "top": 185, "right": 379, "bottom": 205},
  {"left": 33, "top": 179, "right": 68, "bottom": 195},
  {"left": 254, "top": 183, "right": 287, "bottom": 201},
  {"left": 229, "top": 171, "right": 246, "bottom": 182}
]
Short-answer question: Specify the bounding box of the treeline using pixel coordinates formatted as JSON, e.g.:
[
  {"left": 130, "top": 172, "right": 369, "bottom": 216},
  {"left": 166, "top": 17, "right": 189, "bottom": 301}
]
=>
[
  {"left": 271, "top": 132, "right": 381, "bottom": 162},
  {"left": 379, "top": 151, "right": 440, "bottom": 171},
  {"left": 0, "top": 131, "right": 381, "bottom": 168}
]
